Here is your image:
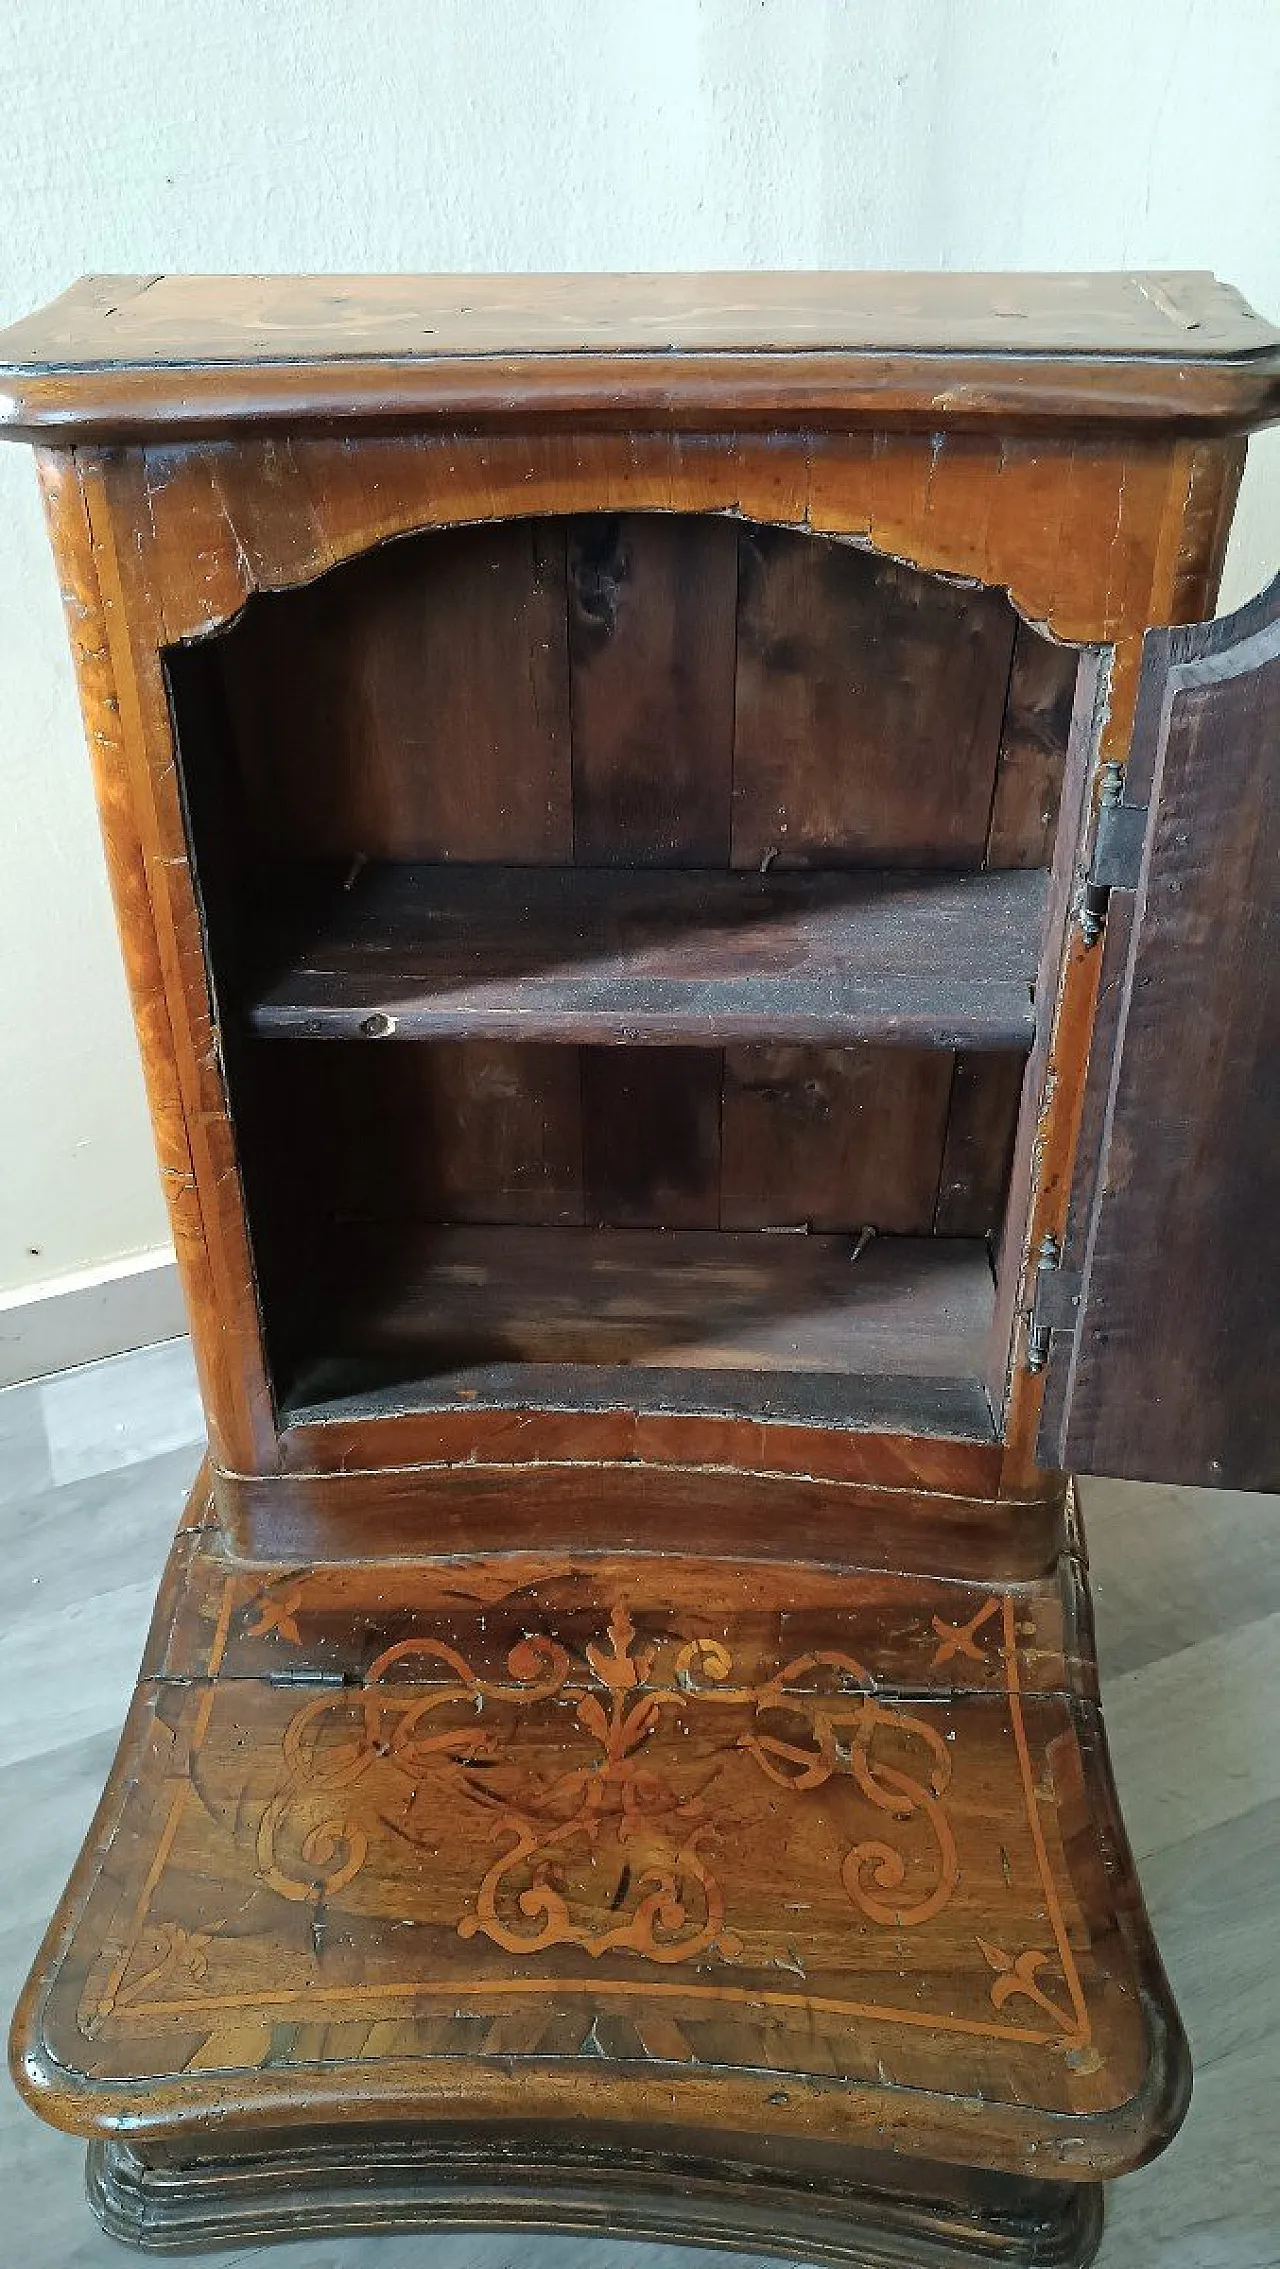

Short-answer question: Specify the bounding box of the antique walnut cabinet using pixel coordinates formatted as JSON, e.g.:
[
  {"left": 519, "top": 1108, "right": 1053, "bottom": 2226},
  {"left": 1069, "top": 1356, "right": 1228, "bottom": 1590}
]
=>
[{"left": 2, "top": 273, "right": 1277, "bottom": 2264}]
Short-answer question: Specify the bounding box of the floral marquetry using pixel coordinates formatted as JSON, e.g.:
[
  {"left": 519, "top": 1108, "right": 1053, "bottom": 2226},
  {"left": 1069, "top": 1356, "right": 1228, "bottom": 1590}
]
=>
[{"left": 14, "top": 1526, "right": 1180, "bottom": 2190}]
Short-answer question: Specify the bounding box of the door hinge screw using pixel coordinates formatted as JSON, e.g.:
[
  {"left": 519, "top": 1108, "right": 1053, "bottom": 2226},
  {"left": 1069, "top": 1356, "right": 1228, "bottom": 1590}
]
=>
[{"left": 1026, "top": 1233, "right": 1062, "bottom": 1373}]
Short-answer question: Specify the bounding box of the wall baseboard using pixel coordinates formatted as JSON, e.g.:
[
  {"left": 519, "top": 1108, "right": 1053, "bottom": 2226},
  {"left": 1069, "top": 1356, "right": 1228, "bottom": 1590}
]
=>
[{"left": 0, "top": 1248, "right": 185, "bottom": 1388}]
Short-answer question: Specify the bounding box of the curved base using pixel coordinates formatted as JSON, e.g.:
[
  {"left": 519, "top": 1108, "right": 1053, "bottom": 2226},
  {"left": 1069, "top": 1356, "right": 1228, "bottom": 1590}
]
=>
[
  {"left": 88, "top": 2130, "right": 1105, "bottom": 2264},
  {"left": 16, "top": 1503, "right": 1177, "bottom": 2266}
]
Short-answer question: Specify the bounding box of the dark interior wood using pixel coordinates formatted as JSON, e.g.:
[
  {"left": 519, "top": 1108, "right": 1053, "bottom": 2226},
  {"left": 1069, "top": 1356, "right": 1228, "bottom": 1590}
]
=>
[
  {"left": 247, "top": 863, "right": 1046, "bottom": 1049},
  {"left": 731, "top": 525, "right": 1019, "bottom": 868},
  {"left": 275, "top": 1223, "right": 998, "bottom": 1445},
  {"left": 283, "top": 1222, "right": 997, "bottom": 1376},
  {"left": 1044, "top": 580, "right": 1280, "bottom": 1492},
  {"left": 167, "top": 512, "right": 1078, "bottom": 1437},
  {"left": 283, "top": 1357, "right": 999, "bottom": 1445}
]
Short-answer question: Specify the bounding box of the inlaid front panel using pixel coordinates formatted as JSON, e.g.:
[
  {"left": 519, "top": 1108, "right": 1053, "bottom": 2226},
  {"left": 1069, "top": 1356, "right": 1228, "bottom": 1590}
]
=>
[{"left": 29, "top": 1540, "right": 1159, "bottom": 2167}]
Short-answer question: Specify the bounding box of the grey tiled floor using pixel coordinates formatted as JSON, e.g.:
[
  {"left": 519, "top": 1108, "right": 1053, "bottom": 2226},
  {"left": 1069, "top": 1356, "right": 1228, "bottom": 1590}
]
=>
[{"left": 1, "top": 1339, "right": 1277, "bottom": 2267}]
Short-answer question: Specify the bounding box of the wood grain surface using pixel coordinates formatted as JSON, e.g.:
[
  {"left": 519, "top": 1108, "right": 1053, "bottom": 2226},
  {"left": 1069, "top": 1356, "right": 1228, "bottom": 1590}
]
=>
[
  {"left": 11, "top": 1477, "right": 1187, "bottom": 2202},
  {"left": 50, "top": 419, "right": 1238, "bottom": 1496},
  {"left": 15, "top": 289, "right": 1255, "bottom": 1509},
  {"left": 174, "top": 514, "right": 1060, "bottom": 1470},
  {"left": 568, "top": 514, "right": 739, "bottom": 865},
  {"left": 2, "top": 270, "right": 1277, "bottom": 437},
  {"left": 732, "top": 529, "right": 1017, "bottom": 869},
  {"left": 272, "top": 1220, "right": 996, "bottom": 1379},
  {"left": 247, "top": 863, "right": 1047, "bottom": 1050},
  {"left": 1044, "top": 580, "right": 1280, "bottom": 1491}
]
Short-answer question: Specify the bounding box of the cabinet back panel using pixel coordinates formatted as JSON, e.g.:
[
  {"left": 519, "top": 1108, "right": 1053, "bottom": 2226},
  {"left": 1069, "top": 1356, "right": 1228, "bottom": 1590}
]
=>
[
  {"left": 204, "top": 513, "right": 1072, "bottom": 880},
  {"left": 568, "top": 516, "right": 739, "bottom": 865},
  {"left": 731, "top": 525, "right": 1019, "bottom": 868},
  {"left": 719, "top": 1044, "right": 957, "bottom": 1233},
  {"left": 581, "top": 1047, "right": 724, "bottom": 1228},
  {"left": 237, "top": 1038, "right": 1020, "bottom": 1400},
  {"left": 171, "top": 513, "right": 1078, "bottom": 1419}
]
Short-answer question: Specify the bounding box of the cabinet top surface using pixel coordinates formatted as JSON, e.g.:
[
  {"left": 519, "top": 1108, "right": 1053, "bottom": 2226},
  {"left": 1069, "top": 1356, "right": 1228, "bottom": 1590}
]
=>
[{"left": 2, "top": 270, "right": 1278, "bottom": 439}]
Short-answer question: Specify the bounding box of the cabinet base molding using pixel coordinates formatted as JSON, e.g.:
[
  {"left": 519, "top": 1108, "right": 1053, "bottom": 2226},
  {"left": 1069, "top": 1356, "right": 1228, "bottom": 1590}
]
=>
[{"left": 86, "top": 2131, "right": 1105, "bottom": 2265}]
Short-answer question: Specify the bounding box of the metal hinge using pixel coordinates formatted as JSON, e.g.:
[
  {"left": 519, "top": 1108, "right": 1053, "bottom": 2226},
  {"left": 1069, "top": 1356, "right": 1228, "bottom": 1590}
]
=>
[
  {"left": 1078, "top": 763, "right": 1149, "bottom": 945},
  {"left": 1025, "top": 1233, "right": 1083, "bottom": 1373},
  {"left": 265, "top": 1667, "right": 356, "bottom": 1689}
]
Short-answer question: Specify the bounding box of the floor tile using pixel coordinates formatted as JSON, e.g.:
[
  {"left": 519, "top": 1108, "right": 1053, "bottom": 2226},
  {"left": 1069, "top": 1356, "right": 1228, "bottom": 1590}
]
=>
[
  {"left": 0, "top": 1442, "right": 199, "bottom": 1626},
  {"left": 1100, "top": 2035, "right": 1280, "bottom": 2269},
  {"left": 0, "top": 1729, "right": 122, "bottom": 1945},
  {"left": 0, "top": 1376, "right": 52, "bottom": 1509},
  {"left": 1102, "top": 1612, "right": 1280, "bottom": 1860},
  {"left": 1081, "top": 1476, "right": 1280, "bottom": 1679},
  {"left": 40, "top": 1338, "right": 203, "bottom": 1488},
  {"left": 0, "top": 1578, "right": 167, "bottom": 1772},
  {"left": 1139, "top": 1795, "right": 1280, "bottom": 2079}
]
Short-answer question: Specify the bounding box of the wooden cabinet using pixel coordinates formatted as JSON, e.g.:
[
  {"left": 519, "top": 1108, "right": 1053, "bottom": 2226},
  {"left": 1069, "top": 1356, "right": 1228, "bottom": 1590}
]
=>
[{"left": 3, "top": 271, "right": 1277, "bottom": 2263}]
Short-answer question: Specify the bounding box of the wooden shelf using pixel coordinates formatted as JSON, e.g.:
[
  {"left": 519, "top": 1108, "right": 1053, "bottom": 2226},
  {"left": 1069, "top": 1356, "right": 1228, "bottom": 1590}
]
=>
[
  {"left": 276, "top": 1225, "right": 998, "bottom": 1437},
  {"left": 248, "top": 864, "right": 1047, "bottom": 1051},
  {"left": 285, "top": 1359, "right": 997, "bottom": 1444}
]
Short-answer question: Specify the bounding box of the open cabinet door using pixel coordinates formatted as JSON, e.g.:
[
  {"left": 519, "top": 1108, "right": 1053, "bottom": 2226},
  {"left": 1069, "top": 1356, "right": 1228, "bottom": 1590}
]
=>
[{"left": 1036, "top": 578, "right": 1278, "bottom": 1491}]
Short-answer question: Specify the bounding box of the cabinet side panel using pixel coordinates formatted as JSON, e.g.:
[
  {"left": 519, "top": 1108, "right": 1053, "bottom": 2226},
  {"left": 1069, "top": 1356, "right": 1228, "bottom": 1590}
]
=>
[
  {"left": 933, "top": 1053, "right": 1028, "bottom": 1239},
  {"left": 986, "top": 625, "right": 1078, "bottom": 870},
  {"left": 39, "top": 449, "right": 275, "bottom": 1469},
  {"left": 938, "top": 635, "right": 1080, "bottom": 1247}
]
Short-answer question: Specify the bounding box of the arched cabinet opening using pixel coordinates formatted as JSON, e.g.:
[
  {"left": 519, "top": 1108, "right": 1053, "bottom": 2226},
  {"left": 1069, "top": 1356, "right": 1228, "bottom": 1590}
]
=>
[{"left": 166, "top": 512, "right": 1083, "bottom": 1446}]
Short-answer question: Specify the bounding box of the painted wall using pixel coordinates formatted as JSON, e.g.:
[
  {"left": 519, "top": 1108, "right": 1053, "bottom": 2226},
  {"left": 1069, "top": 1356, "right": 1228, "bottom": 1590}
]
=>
[{"left": 1, "top": 0, "right": 1277, "bottom": 1302}]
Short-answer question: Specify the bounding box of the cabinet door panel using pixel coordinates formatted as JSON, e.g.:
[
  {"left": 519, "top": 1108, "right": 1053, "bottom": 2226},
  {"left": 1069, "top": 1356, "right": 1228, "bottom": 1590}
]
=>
[{"left": 1042, "top": 580, "right": 1279, "bottom": 1491}]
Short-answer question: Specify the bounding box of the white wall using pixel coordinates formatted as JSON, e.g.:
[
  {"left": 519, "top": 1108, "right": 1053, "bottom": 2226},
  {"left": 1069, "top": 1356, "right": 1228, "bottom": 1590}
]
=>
[{"left": 1, "top": 0, "right": 1277, "bottom": 1307}]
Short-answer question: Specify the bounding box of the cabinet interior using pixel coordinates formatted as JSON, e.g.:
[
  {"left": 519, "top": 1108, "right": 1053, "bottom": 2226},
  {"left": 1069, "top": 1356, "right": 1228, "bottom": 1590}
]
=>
[{"left": 167, "top": 513, "right": 1081, "bottom": 1445}]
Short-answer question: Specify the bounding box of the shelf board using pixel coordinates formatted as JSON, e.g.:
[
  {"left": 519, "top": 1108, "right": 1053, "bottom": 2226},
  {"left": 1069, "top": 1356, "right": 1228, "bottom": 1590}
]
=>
[
  {"left": 248, "top": 863, "right": 1047, "bottom": 1050},
  {"left": 284, "top": 1359, "right": 998, "bottom": 1444},
  {"left": 276, "top": 1224, "right": 997, "bottom": 1437}
]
